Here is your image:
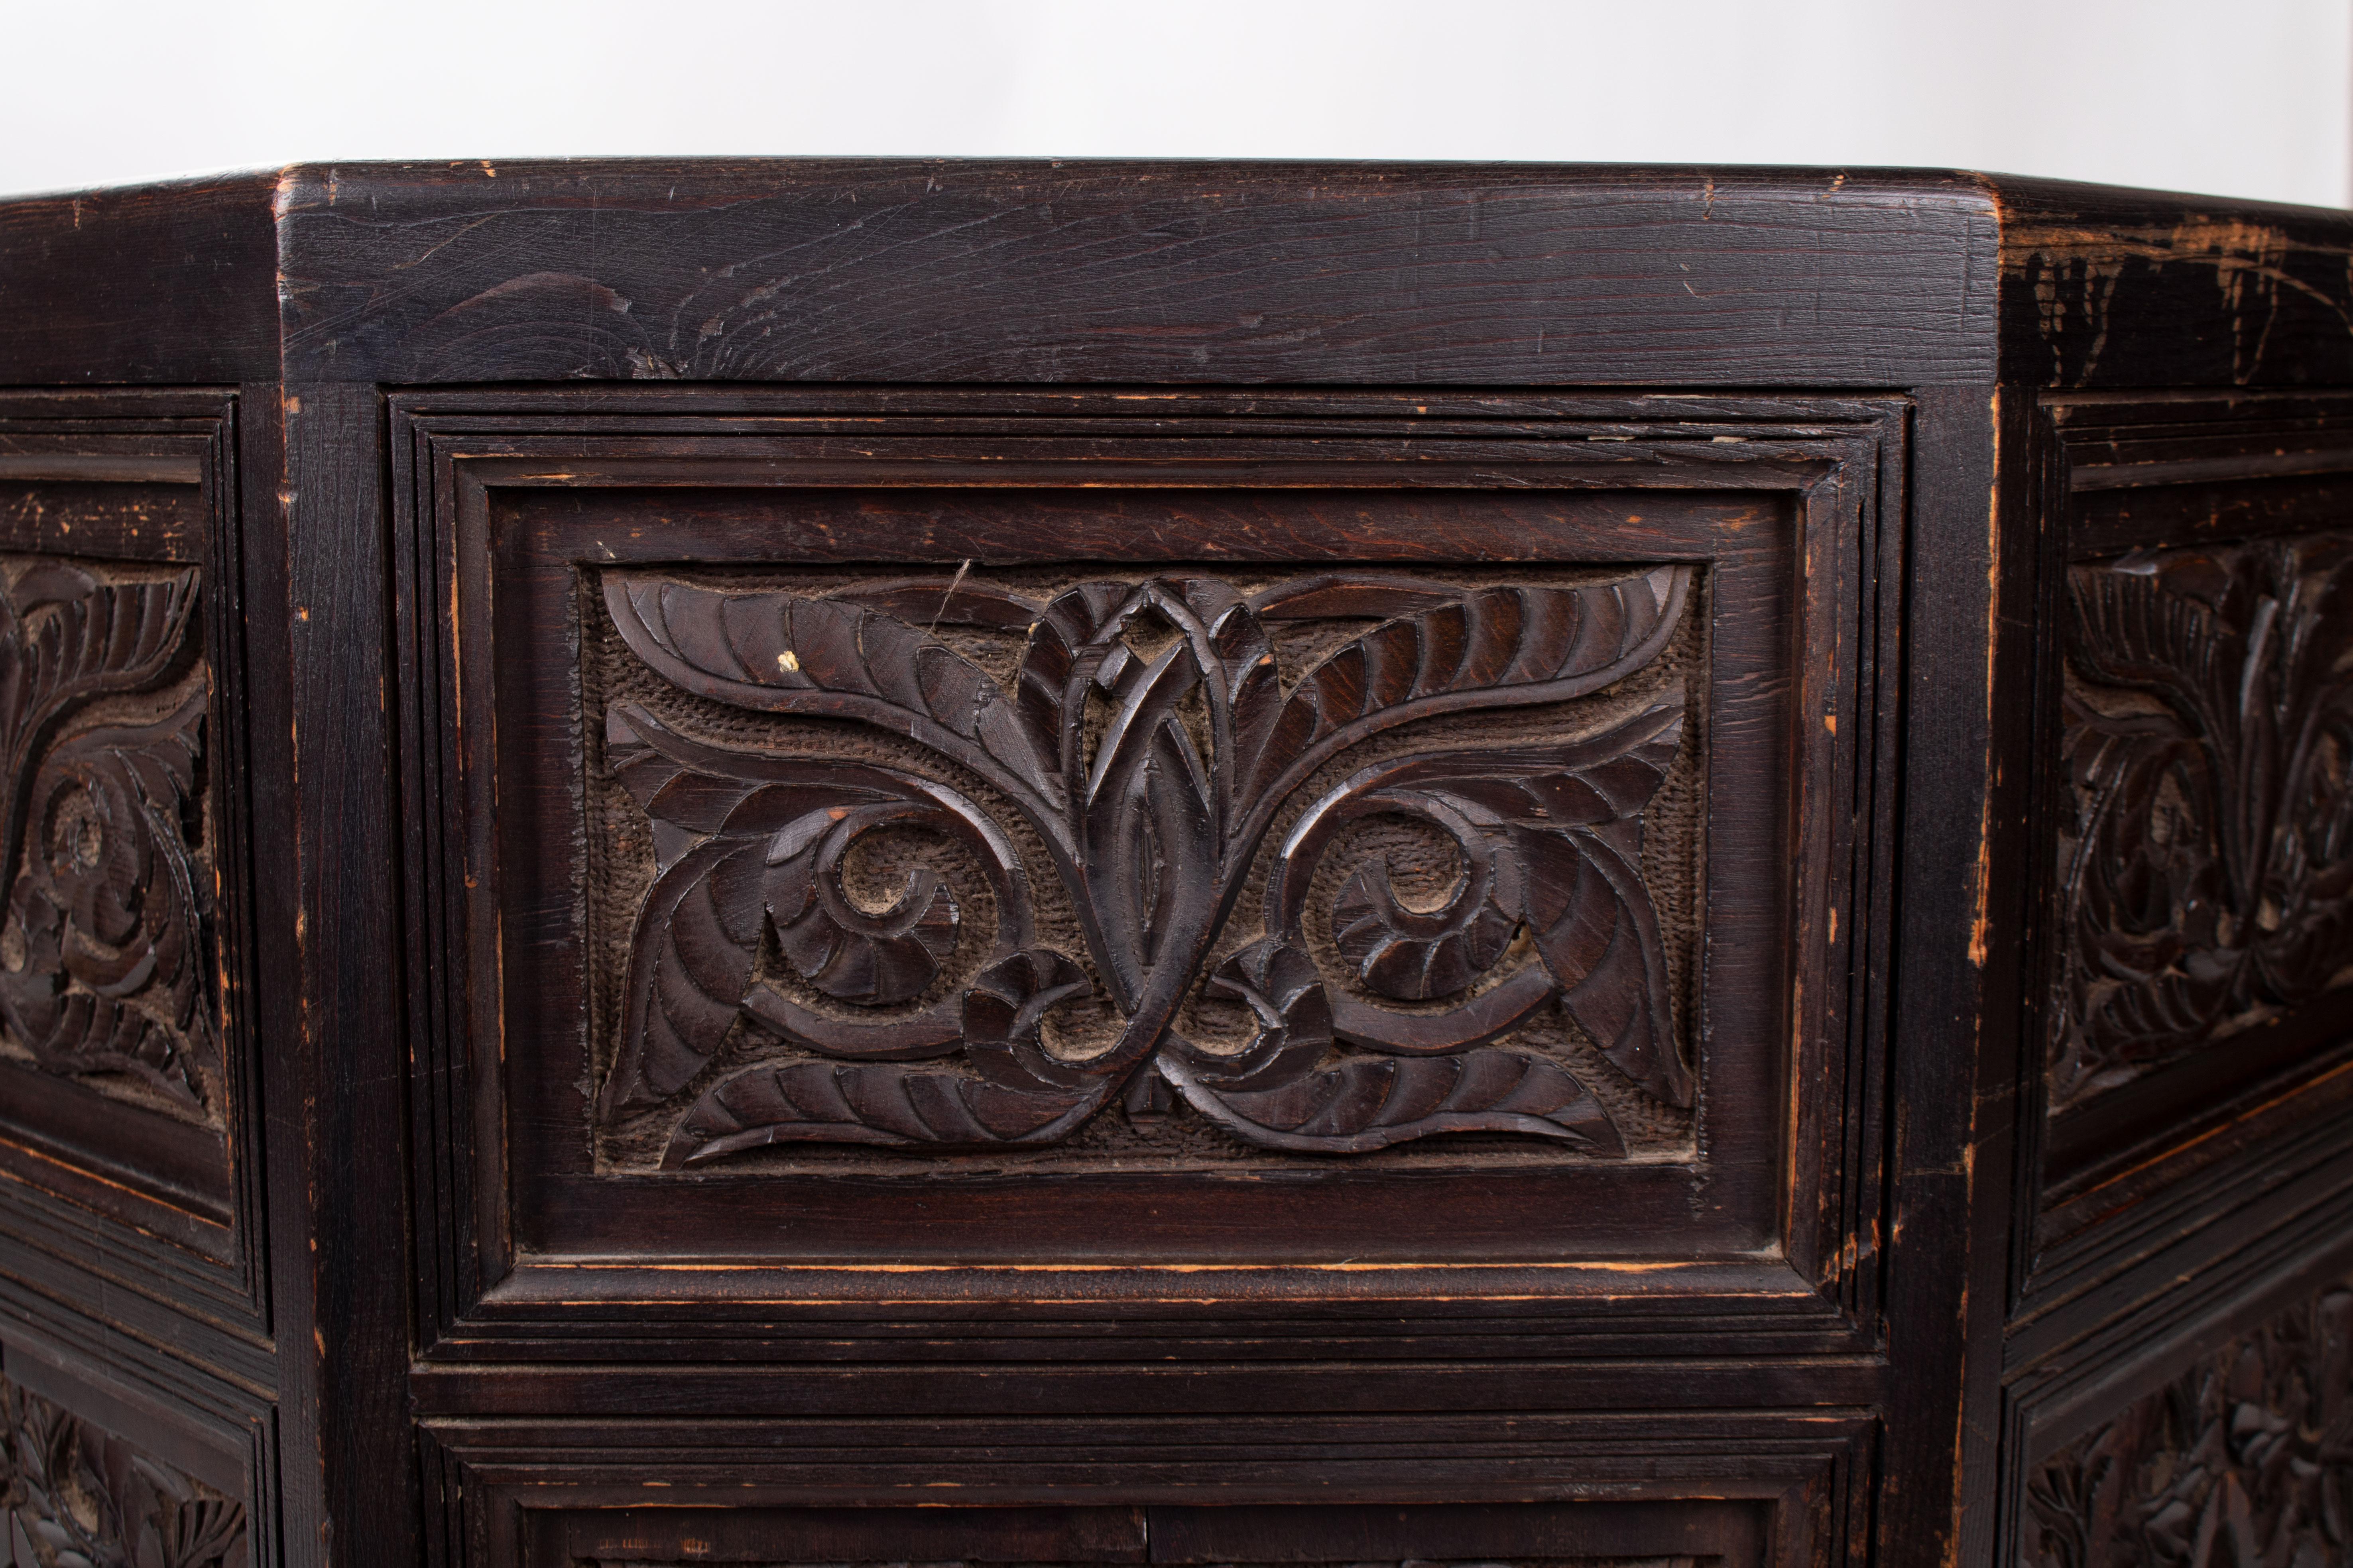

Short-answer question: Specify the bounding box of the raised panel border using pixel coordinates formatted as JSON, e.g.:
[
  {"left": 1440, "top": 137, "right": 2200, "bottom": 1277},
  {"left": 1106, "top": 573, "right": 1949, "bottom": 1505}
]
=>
[
  {"left": 388, "top": 388, "right": 1906, "bottom": 1363},
  {"left": 0, "top": 390, "right": 268, "bottom": 1346}
]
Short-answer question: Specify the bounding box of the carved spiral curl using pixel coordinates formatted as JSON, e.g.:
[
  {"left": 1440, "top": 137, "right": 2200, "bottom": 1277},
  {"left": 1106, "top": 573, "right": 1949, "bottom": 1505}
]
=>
[
  {"left": 767, "top": 803, "right": 962, "bottom": 1007},
  {"left": 1274, "top": 778, "right": 1528, "bottom": 1007}
]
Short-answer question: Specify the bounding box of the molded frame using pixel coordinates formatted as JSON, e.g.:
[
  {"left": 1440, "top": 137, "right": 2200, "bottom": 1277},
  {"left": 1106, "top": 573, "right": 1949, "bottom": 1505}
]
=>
[{"left": 388, "top": 387, "right": 1904, "bottom": 1366}]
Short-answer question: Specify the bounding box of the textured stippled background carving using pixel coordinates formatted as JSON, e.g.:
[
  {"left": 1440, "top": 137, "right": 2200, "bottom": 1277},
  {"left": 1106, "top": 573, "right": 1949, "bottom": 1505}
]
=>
[{"left": 578, "top": 564, "right": 1708, "bottom": 1175}]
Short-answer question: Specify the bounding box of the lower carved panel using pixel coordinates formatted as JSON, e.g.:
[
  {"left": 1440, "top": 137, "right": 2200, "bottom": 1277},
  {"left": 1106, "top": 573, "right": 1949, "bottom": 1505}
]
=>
[
  {"left": 2024, "top": 1271, "right": 2353, "bottom": 1567},
  {"left": 0, "top": 1374, "right": 246, "bottom": 1568}
]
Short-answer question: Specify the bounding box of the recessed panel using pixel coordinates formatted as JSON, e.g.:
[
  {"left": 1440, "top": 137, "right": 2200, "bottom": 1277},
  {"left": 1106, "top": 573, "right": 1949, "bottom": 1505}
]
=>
[
  {"left": 395, "top": 393, "right": 1894, "bottom": 1335},
  {"left": 2021, "top": 1269, "right": 2353, "bottom": 1568},
  {"left": 0, "top": 1353, "right": 250, "bottom": 1568},
  {"left": 0, "top": 404, "right": 249, "bottom": 1284}
]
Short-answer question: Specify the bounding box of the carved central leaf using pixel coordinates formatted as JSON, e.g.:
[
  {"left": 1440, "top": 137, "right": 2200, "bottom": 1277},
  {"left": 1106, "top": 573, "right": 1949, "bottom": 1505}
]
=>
[{"left": 596, "top": 567, "right": 1697, "bottom": 1165}]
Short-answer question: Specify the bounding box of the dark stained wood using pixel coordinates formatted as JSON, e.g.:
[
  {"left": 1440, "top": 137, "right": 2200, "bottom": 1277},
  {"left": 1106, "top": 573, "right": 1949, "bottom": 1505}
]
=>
[
  {"left": 274, "top": 161, "right": 2002, "bottom": 388},
  {"left": 1994, "top": 178, "right": 2353, "bottom": 389},
  {"left": 3, "top": 161, "right": 2353, "bottom": 1568},
  {"left": 0, "top": 176, "right": 279, "bottom": 385}
]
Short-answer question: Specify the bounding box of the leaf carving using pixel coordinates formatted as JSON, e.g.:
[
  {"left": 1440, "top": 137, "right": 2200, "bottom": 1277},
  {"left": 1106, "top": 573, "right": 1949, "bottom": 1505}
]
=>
[
  {"left": 961, "top": 947, "right": 1100, "bottom": 1090},
  {"left": 0, "top": 563, "right": 214, "bottom": 1112},
  {"left": 1163, "top": 938, "right": 1333, "bottom": 1091},
  {"left": 2023, "top": 1275, "right": 2353, "bottom": 1568},
  {"left": 1268, "top": 700, "right": 1690, "bottom": 1103},
  {"left": 600, "top": 565, "right": 1694, "bottom": 1161},
  {"left": 664, "top": 1063, "right": 1104, "bottom": 1165},
  {"left": 0, "top": 692, "right": 212, "bottom": 1105},
  {"left": 768, "top": 803, "right": 960, "bottom": 1006},
  {"left": 601, "top": 705, "right": 1031, "bottom": 1115},
  {"left": 1232, "top": 567, "right": 1692, "bottom": 846},
  {"left": 2054, "top": 536, "right": 2353, "bottom": 1109},
  {"left": 2, "top": 1373, "right": 249, "bottom": 1568},
  {"left": 605, "top": 577, "right": 1066, "bottom": 831},
  {"left": 1163, "top": 1048, "right": 1625, "bottom": 1155}
]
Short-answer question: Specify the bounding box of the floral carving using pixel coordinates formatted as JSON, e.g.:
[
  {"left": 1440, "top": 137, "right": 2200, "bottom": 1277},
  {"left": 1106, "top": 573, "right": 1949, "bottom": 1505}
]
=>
[
  {"left": 2052, "top": 536, "right": 2353, "bottom": 1110},
  {"left": 598, "top": 568, "right": 1696, "bottom": 1165},
  {"left": 2024, "top": 1275, "right": 2353, "bottom": 1568},
  {"left": 0, "top": 563, "right": 212, "bottom": 1112},
  {"left": 0, "top": 1376, "right": 246, "bottom": 1568}
]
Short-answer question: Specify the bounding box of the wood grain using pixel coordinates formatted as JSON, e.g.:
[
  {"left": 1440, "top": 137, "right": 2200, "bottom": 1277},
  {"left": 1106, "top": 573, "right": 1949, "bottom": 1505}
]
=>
[{"left": 2, "top": 162, "right": 2349, "bottom": 1568}]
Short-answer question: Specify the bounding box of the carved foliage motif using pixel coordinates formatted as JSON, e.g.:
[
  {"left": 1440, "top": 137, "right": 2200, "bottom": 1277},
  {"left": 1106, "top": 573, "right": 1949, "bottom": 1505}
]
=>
[
  {"left": 0, "top": 1377, "right": 245, "bottom": 1568},
  {"left": 595, "top": 568, "right": 1698, "bottom": 1165},
  {"left": 2025, "top": 1275, "right": 2353, "bottom": 1568},
  {"left": 0, "top": 562, "right": 212, "bottom": 1116},
  {"left": 2052, "top": 536, "right": 2353, "bottom": 1110}
]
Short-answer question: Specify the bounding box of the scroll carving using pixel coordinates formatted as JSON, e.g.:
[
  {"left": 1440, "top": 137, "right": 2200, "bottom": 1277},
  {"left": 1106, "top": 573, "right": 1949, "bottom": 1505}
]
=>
[
  {"left": 0, "top": 1376, "right": 246, "bottom": 1568},
  {"left": 2025, "top": 1274, "right": 2353, "bottom": 1568},
  {"left": 592, "top": 568, "right": 1700, "bottom": 1166},
  {"left": 2052, "top": 536, "right": 2353, "bottom": 1111},
  {"left": 0, "top": 562, "right": 213, "bottom": 1117}
]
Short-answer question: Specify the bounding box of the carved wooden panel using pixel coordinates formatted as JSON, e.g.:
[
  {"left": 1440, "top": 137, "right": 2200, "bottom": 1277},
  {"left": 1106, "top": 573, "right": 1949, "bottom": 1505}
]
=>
[
  {"left": 0, "top": 391, "right": 259, "bottom": 1336},
  {"left": 0, "top": 1372, "right": 246, "bottom": 1568},
  {"left": 592, "top": 564, "right": 1699, "bottom": 1169},
  {"left": 392, "top": 389, "right": 1897, "bottom": 1355},
  {"left": 0, "top": 560, "right": 213, "bottom": 1124},
  {"left": 2022, "top": 1270, "right": 2353, "bottom": 1568},
  {"left": 2052, "top": 533, "right": 2353, "bottom": 1116}
]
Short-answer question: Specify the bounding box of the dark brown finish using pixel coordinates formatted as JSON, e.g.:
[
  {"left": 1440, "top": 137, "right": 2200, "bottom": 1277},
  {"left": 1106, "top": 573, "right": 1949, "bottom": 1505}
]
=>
[
  {"left": 2051, "top": 533, "right": 2353, "bottom": 1119},
  {"left": 5, "top": 160, "right": 2353, "bottom": 1568},
  {"left": 0, "top": 561, "right": 212, "bottom": 1112},
  {"left": 2023, "top": 1270, "right": 2353, "bottom": 1568},
  {"left": 1, "top": 1371, "right": 247, "bottom": 1568},
  {"left": 391, "top": 394, "right": 1885, "bottom": 1368},
  {"left": 520, "top": 1500, "right": 1768, "bottom": 1568},
  {"left": 601, "top": 564, "right": 1689, "bottom": 1162}
]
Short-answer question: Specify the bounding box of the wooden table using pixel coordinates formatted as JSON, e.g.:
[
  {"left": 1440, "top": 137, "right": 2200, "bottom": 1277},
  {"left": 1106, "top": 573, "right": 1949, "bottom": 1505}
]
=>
[{"left": 2, "top": 161, "right": 2351, "bottom": 1568}]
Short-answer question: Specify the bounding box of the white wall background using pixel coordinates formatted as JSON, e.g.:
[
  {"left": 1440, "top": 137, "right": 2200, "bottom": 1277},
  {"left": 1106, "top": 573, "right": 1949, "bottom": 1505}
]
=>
[{"left": 1, "top": 0, "right": 2347, "bottom": 207}]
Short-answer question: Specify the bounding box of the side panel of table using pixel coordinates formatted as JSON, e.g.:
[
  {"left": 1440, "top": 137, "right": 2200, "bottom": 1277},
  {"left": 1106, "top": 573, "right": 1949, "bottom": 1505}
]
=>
[
  {"left": 2003, "top": 390, "right": 2353, "bottom": 1565},
  {"left": 0, "top": 391, "right": 273, "bottom": 1568}
]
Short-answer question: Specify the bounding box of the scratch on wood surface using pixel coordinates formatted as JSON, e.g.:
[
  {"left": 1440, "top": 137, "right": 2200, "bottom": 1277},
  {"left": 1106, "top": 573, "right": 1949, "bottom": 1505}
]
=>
[
  {"left": 2008, "top": 216, "right": 2353, "bottom": 381},
  {"left": 1967, "top": 391, "right": 2001, "bottom": 969},
  {"left": 1823, "top": 1218, "right": 1878, "bottom": 1285}
]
